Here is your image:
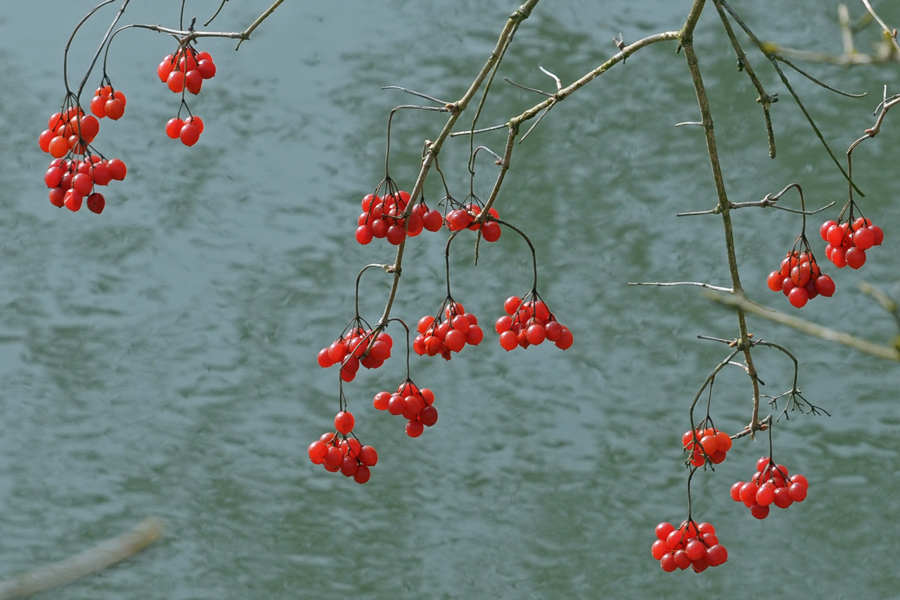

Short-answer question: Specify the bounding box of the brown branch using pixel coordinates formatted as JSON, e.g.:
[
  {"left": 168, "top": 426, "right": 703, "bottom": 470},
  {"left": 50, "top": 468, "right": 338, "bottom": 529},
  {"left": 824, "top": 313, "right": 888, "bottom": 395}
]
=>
[
  {"left": 125, "top": 0, "right": 284, "bottom": 49},
  {"left": 708, "top": 292, "right": 900, "bottom": 361},
  {"left": 0, "top": 517, "right": 164, "bottom": 600},
  {"left": 681, "top": 1, "right": 764, "bottom": 435}
]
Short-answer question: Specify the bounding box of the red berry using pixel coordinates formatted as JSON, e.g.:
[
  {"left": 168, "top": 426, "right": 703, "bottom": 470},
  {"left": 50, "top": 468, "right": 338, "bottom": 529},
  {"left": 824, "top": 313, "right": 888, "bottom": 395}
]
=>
[
  {"left": 180, "top": 123, "right": 201, "bottom": 146},
  {"left": 788, "top": 286, "right": 809, "bottom": 308},
  {"left": 845, "top": 246, "right": 866, "bottom": 270},
  {"left": 167, "top": 70, "right": 185, "bottom": 93},
  {"left": 660, "top": 553, "right": 677, "bottom": 572},
  {"left": 105, "top": 97, "right": 125, "bottom": 120},
  {"left": 107, "top": 158, "right": 127, "bottom": 181},
  {"left": 86, "top": 193, "right": 105, "bottom": 214},
  {"left": 655, "top": 522, "right": 675, "bottom": 541},
  {"left": 767, "top": 271, "right": 784, "bottom": 292},
  {"left": 353, "top": 465, "right": 371, "bottom": 484},
  {"left": 853, "top": 226, "right": 875, "bottom": 250},
  {"left": 334, "top": 411, "right": 355, "bottom": 434},
  {"left": 814, "top": 274, "right": 835, "bottom": 297},
  {"left": 198, "top": 58, "right": 217, "bottom": 79},
  {"left": 481, "top": 221, "right": 501, "bottom": 242},
  {"left": 555, "top": 327, "right": 574, "bottom": 350},
  {"left": 166, "top": 118, "right": 184, "bottom": 139},
  {"left": 788, "top": 482, "right": 808, "bottom": 502},
  {"left": 308, "top": 441, "right": 329, "bottom": 465},
  {"left": 406, "top": 420, "right": 424, "bottom": 438},
  {"left": 420, "top": 405, "right": 438, "bottom": 427}
]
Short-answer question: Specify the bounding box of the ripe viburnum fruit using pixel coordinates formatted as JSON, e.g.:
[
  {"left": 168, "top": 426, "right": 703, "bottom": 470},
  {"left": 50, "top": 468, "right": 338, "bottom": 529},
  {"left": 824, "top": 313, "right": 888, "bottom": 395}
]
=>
[
  {"left": 730, "top": 456, "right": 809, "bottom": 519},
  {"left": 766, "top": 248, "right": 834, "bottom": 308},
  {"left": 495, "top": 292, "right": 572, "bottom": 351},
  {"left": 372, "top": 379, "right": 438, "bottom": 437},
  {"left": 317, "top": 325, "right": 393, "bottom": 380},
  {"left": 413, "top": 299, "right": 483, "bottom": 360},
  {"left": 682, "top": 425, "right": 732, "bottom": 467},
  {"left": 652, "top": 520, "right": 727, "bottom": 573},
  {"left": 308, "top": 431, "right": 378, "bottom": 484},
  {"left": 355, "top": 189, "right": 445, "bottom": 245},
  {"left": 820, "top": 216, "right": 883, "bottom": 270}
]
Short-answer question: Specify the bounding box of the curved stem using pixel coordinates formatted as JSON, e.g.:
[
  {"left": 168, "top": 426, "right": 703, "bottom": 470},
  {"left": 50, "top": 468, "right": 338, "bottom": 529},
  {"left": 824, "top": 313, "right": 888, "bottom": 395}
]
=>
[
  {"left": 63, "top": 0, "right": 124, "bottom": 99},
  {"left": 495, "top": 218, "right": 538, "bottom": 291}
]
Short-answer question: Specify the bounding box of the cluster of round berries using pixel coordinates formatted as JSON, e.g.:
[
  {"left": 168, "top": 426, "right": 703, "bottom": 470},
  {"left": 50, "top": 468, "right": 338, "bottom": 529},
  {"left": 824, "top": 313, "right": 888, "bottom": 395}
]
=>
[
  {"left": 413, "top": 300, "right": 484, "bottom": 360},
  {"left": 373, "top": 379, "right": 438, "bottom": 438},
  {"left": 356, "top": 190, "right": 444, "bottom": 245},
  {"left": 44, "top": 156, "right": 126, "bottom": 213},
  {"left": 729, "top": 457, "right": 809, "bottom": 519},
  {"left": 307, "top": 412, "right": 378, "bottom": 484},
  {"left": 682, "top": 426, "right": 732, "bottom": 467},
  {"left": 158, "top": 47, "right": 217, "bottom": 95},
  {"left": 651, "top": 521, "right": 728, "bottom": 573},
  {"left": 766, "top": 250, "right": 835, "bottom": 308},
  {"left": 445, "top": 202, "right": 502, "bottom": 242},
  {"left": 165, "top": 115, "right": 205, "bottom": 147},
  {"left": 820, "top": 216, "right": 884, "bottom": 270},
  {"left": 89, "top": 85, "right": 127, "bottom": 121},
  {"left": 495, "top": 293, "right": 573, "bottom": 351},
  {"left": 40, "top": 107, "right": 101, "bottom": 158},
  {"left": 317, "top": 327, "right": 393, "bottom": 381},
  {"left": 158, "top": 47, "right": 216, "bottom": 146}
]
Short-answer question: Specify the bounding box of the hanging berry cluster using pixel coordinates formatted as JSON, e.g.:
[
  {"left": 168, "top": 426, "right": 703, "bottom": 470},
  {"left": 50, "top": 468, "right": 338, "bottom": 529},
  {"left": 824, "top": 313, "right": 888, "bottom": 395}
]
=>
[
  {"left": 820, "top": 216, "right": 884, "bottom": 270},
  {"left": 414, "top": 300, "right": 484, "bottom": 360},
  {"left": 372, "top": 379, "right": 438, "bottom": 438},
  {"left": 356, "top": 187, "right": 445, "bottom": 245},
  {"left": 317, "top": 325, "right": 394, "bottom": 381},
  {"left": 307, "top": 412, "right": 379, "bottom": 484},
  {"left": 682, "top": 425, "right": 732, "bottom": 467},
  {"left": 730, "top": 457, "right": 808, "bottom": 519},
  {"left": 651, "top": 520, "right": 728, "bottom": 573},
  {"left": 158, "top": 46, "right": 217, "bottom": 146},
  {"left": 495, "top": 292, "right": 573, "bottom": 351},
  {"left": 89, "top": 85, "right": 127, "bottom": 121},
  {"left": 766, "top": 250, "right": 835, "bottom": 308},
  {"left": 445, "top": 201, "right": 502, "bottom": 242},
  {"left": 39, "top": 101, "right": 128, "bottom": 213}
]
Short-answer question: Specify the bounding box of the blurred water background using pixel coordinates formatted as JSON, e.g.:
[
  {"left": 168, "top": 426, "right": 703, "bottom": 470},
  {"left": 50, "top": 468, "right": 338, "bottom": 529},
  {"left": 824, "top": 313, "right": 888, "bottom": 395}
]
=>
[{"left": 1, "top": 1, "right": 899, "bottom": 598}]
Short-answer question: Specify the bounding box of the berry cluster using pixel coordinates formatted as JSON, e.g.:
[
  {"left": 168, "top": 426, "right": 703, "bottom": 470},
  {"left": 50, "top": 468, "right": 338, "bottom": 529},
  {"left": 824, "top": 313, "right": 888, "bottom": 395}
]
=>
[
  {"left": 413, "top": 299, "right": 483, "bottom": 360},
  {"left": 356, "top": 190, "right": 444, "bottom": 245},
  {"left": 373, "top": 379, "right": 438, "bottom": 438},
  {"left": 158, "top": 47, "right": 217, "bottom": 95},
  {"left": 445, "top": 201, "right": 502, "bottom": 242},
  {"left": 820, "top": 216, "right": 884, "bottom": 270},
  {"left": 165, "top": 115, "right": 205, "bottom": 147},
  {"left": 766, "top": 250, "right": 834, "bottom": 308},
  {"left": 495, "top": 292, "right": 573, "bottom": 351},
  {"left": 89, "top": 85, "right": 127, "bottom": 121},
  {"left": 158, "top": 47, "right": 216, "bottom": 146},
  {"left": 39, "top": 105, "right": 127, "bottom": 213},
  {"left": 317, "top": 327, "right": 393, "bottom": 381},
  {"left": 307, "top": 412, "right": 378, "bottom": 484},
  {"left": 682, "top": 426, "right": 732, "bottom": 467},
  {"left": 40, "top": 107, "right": 101, "bottom": 158},
  {"left": 651, "top": 520, "right": 728, "bottom": 573},
  {"left": 730, "top": 457, "right": 809, "bottom": 519}
]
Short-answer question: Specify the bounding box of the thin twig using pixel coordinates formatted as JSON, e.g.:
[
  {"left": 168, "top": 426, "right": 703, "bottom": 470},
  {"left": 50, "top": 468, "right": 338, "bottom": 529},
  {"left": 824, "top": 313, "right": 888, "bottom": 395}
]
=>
[
  {"left": 861, "top": 0, "right": 900, "bottom": 53},
  {"left": 719, "top": 0, "right": 865, "bottom": 196},
  {"left": 712, "top": 0, "right": 777, "bottom": 157},
  {"left": 628, "top": 281, "right": 734, "bottom": 293}
]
